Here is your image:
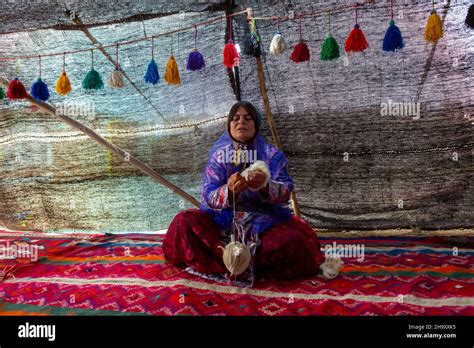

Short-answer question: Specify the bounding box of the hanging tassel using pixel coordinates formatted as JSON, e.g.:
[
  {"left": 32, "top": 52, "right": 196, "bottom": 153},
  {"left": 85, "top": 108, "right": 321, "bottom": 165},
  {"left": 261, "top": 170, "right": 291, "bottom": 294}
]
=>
[
  {"left": 270, "top": 31, "right": 287, "bottom": 55},
  {"left": 82, "top": 50, "right": 104, "bottom": 90},
  {"left": 55, "top": 53, "right": 72, "bottom": 96},
  {"left": 345, "top": 24, "right": 369, "bottom": 52},
  {"left": 383, "top": 20, "right": 404, "bottom": 51},
  {"left": 270, "top": 18, "right": 287, "bottom": 55},
  {"left": 7, "top": 78, "right": 28, "bottom": 100},
  {"left": 187, "top": 50, "right": 205, "bottom": 71},
  {"left": 243, "top": 32, "right": 261, "bottom": 57},
  {"left": 83, "top": 69, "right": 104, "bottom": 90},
  {"left": 424, "top": 11, "right": 443, "bottom": 43},
  {"left": 291, "top": 40, "right": 310, "bottom": 63},
  {"left": 466, "top": 4, "right": 474, "bottom": 28},
  {"left": 0, "top": 86, "right": 5, "bottom": 100},
  {"left": 109, "top": 69, "right": 125, "bottom": 88},
  {"left": 187, "top": 26, "right": 206, "bottom": 71},
  {"left": 30, "top": 56, "right": 50, "bottom": 101},
  {"left": 55, "top": 71, "right": 72, "bottom": 96},
  {"left": 320, "top": 35, "right": 340, "bottom": 61},
  {"left": 223, "top": 40, "right": 240, "bottom": 67},
  {"left": 290, "top": 15, "right": 310, "bottom": 63},
  {"left": 383, "top": 1, "right": 404, "bottom": 52},
  {"left": 165, "top": 54, "right": 181, "bottom": 85},
  {"left": 109, "top": 44, "right": 126, "bottom": 88},
  {"left": 144, "top": 37, "right": 160, "bottom": 84},
  {"left": 345, "top": 4, "right": 369, "bottom": 53},
  {"left": 243, "top": 19, "right": 261, "bottom": 57},
  {"left": 320, "top": 12, "right": 340, "bottom": 61},
  {"left": 145, "top": 59, "right": 160, "bottom": 84},
  {"left": 223, "top": 16, "right": 240, "bottom": 68},
  {"left": 424, "top": 1, "right": 443, "bottom": 43},
  {"left": 31, "top": 78, "right": 50, "bottom": 101}
]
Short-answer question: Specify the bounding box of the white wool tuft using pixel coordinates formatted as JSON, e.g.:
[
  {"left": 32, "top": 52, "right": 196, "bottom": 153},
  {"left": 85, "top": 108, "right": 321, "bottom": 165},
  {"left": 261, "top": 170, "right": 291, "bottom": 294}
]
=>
[
  {"left": 320, "top": 256, "right": 344, "bottom": 280},
  {"left": 241, "top": 160, "right": 270, "bottom": 191}
]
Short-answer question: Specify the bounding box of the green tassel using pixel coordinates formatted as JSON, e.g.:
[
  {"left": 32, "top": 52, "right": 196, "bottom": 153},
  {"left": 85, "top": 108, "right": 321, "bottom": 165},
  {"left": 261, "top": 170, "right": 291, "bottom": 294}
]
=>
[
  {"left": 320, "top": 34, "right": 340, "bottom": 61},
  {"left": 0, "top": 86, "right": 5, "bottom": 100},
  {"left": 82, "top": 68, "right": 104, "bottom": 90}
]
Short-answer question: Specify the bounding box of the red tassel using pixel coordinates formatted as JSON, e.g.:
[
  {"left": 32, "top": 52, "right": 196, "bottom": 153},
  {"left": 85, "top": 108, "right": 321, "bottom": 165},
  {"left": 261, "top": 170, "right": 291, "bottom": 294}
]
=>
[
  {"left": 7, "top": 78, "right": 28, "bottom": 100},
  {"left": 345, "top": 24, "right": 369, "bottom": 53},
  {"left": 223, "top": 40, "right": 240, "bottom": 68},
  {"left": 290, "top": 40, "right": 310, "bottom": 63}
]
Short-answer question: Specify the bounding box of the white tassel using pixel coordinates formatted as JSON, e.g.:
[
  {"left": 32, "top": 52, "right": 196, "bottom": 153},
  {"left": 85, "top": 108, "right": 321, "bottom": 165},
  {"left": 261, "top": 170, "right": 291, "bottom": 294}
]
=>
[
  {"left": 270, "top": 32, "right": 287, "bottom": 55},
  {"left": 320, "top": 256, "right": 344, "bottom": 280},
  {"left": 241, "top": 160, "right": 270, "bottom": 191},
  {"left": 109, "top": 69, "right": 125, "bottom": 88}
]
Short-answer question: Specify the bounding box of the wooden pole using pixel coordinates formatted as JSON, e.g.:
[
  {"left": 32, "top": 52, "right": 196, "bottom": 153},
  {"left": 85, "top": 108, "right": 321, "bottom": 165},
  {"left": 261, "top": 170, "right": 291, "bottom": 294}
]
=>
[
  {"left": 246, "top": 8, "right": 301, "bottom": 217},
  {"left": 0, "top": 78, "right": 201, "bottom": 208}
]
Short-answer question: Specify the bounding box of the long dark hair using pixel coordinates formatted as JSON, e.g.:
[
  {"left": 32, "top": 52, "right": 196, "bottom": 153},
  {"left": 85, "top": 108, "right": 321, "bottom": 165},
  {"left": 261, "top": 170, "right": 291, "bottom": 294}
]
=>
[{"left": 227, "top": 101, "right": 261, "bottom": 144}]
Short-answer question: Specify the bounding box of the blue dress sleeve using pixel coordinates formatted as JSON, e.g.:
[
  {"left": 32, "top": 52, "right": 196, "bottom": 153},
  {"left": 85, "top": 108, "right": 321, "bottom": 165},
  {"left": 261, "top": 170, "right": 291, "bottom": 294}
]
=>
[
  {"left": 201, "top": 151, "right": 231, "bottom": 209},
  {"left": 259, "top": 150, "right": 294, "bottom": 204}
]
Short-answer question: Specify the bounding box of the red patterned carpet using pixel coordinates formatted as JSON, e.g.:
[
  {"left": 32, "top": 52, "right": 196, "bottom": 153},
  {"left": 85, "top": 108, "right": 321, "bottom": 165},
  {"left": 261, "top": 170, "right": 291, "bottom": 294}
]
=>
[{"left": 0, "top": 230, "right": 472, "bottom": 315}]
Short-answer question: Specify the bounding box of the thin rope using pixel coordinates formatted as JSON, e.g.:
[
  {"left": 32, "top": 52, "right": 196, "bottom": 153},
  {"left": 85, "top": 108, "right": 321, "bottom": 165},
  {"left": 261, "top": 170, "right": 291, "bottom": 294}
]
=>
[
  {"left": 391, "top": 0, "right": 394, "bottom": 19},
  {"left": 194, "top": 25, "right": 198, "bottom": 49},
  {"left": 328, "top": 12, "right": 332, "bottom": 33},
  {"left": 0, "top": 9, "right": 249, "bottom": 61},
  {"left": 0, "top": 2, "right": 379, "bottom": 61},
  {"left": 62, "top": 52, "right": 66, "bottom": 71},
  {"left": 355, "top": 2, "right": 359, "bottom": 24},
  {"left": 115, "top": 44, "right": 119, "bottom": 69},
  {"left": 90, "top": 49, "right": 94, "bottom": 69},
  {"left": 38, "top": 55, "right": 42, "bottom": 78},
  {"left": 299, "top": 15, "right": 302, "bottom": 40},
  {"left": 432, "top": 0, "right": 435, "bottom": 11},
  {"left": 151, "top": 36, "right": 154, "bottom": 59}
]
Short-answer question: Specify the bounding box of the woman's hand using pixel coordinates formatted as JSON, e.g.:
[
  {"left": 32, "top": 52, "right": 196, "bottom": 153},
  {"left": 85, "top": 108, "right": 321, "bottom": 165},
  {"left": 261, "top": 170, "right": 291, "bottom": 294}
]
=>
[
  {"left": 247, "top": 170, "right": 267, "bottom": 190},
  {"left": 227, "top": 172, "right": 248, "bottom": 193}
]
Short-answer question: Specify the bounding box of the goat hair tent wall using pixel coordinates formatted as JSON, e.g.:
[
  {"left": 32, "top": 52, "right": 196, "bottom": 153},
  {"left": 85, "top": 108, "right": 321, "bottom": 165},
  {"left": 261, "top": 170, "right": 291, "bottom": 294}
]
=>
[
  {"left": 0, "top": 0, "right": 472, "bottom": 234},
  {"left": 0, "top": 0, "right": 473, "bottom": 328}
]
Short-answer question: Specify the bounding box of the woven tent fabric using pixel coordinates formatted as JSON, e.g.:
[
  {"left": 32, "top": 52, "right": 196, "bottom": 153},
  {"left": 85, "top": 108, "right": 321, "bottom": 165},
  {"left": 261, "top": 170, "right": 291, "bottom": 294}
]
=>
[
  {"left": 0, "top": 230, "right": 473, "bottom": 315},
  {"left": 0, "top": 0, "right": 473, "bottom": 233}
]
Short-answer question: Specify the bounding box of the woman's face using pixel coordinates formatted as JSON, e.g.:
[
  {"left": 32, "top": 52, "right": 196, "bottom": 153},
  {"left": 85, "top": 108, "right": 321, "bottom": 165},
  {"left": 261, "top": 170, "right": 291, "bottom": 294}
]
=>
[{"left": 230, "top": 106, "right": 256, "bottom": 143}]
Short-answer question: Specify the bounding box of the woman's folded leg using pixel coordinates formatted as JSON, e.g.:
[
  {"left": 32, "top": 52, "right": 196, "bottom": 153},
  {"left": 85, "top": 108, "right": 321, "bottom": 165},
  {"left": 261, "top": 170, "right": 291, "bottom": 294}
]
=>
[
  {"left": 162, "top": 208, "right": 227, "bottom": 274},
  {"left": 255, "top": 215, "right": 325, "bottom": 280}
]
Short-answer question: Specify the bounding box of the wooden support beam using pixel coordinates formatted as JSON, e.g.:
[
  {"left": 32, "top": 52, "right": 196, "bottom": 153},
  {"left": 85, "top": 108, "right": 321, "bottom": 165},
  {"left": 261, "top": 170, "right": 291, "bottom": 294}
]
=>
[
  {"left": 246, "top": 7, "right": 301, "bottom": 217},
  {"left": 0, "top": 78, "right": 201, "bottom": 208}
]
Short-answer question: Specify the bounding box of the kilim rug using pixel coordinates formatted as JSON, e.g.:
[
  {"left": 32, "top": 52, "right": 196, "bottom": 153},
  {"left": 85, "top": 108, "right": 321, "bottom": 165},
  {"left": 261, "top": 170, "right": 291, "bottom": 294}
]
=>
[{"left": 0, "top": 230, "right": 472, "bottom": 315}]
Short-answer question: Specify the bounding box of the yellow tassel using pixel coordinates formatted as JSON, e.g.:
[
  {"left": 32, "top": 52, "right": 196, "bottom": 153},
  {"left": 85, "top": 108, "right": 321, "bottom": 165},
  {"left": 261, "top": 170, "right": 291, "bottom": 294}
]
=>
[
  {"left": 424, "top": 10, "right": 443, "bottom": 43},
  {"left": 164, "top": 55, "right": 181, "bottom": 85},
  {"left": 55, "top": 71, "right": 72, "bottom": 96}
]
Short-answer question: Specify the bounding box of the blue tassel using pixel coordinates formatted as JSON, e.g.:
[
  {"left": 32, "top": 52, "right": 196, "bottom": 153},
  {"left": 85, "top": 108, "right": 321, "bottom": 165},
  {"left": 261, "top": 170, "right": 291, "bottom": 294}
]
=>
[
  {"left": 187, "top": 50, "right": 205, "bottom": 71},
  {"left": 383, "top": 20, "right": 404, "bottom": 52},
  {"left": 30, "top": 78, "right": 50, "bottom": 101},
  {"left": 144, "top": 59, "right": 160, "bottom": 85}
]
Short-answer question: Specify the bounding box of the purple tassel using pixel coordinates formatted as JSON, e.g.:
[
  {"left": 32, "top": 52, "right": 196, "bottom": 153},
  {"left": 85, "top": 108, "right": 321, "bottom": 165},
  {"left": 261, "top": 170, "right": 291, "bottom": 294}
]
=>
[{"left": 187, "top": 50, "right": 205, "bottom": 71}]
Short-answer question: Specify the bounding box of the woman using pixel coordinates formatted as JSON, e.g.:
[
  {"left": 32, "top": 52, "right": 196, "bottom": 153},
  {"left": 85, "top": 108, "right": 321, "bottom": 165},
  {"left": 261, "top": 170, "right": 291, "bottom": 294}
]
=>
[{"left": 163, "top": 101, "right": 341, "bottom": 287}]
